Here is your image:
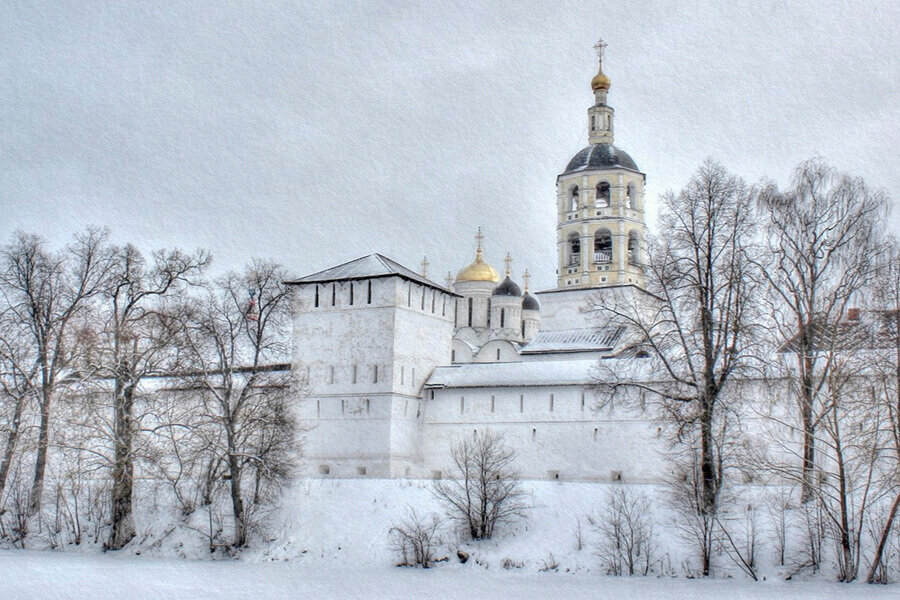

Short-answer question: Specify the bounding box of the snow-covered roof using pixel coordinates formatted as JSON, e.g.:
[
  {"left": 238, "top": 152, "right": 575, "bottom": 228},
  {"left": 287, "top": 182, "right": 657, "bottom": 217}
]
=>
[
  {"left": 425, "top": 359, "right": 599, "bottom": 389},
  {"left": 286, "top": 253, "right": 453, "bottom": 293},
  {"left": 520, "top": 327, "right": 625, "bottom": 354}
]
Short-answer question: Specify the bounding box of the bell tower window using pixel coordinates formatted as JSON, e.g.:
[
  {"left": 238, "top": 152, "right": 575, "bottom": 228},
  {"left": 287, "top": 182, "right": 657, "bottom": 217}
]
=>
[
  {"left": 569, "top": 186, "right": 579, "bottom": 211},
  {"left": 596, "top": 181, "right": 610, "bottom": 207},
  {"left": 567, "top": 232, "right": 581, "bottom": 266},
  {"left": 594, "top": 229, "right": 612, "bottom": 263}
]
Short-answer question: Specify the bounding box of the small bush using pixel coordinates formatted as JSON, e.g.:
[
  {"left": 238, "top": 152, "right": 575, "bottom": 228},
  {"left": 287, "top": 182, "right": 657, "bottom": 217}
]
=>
[{"left": 389, "top": 508, "right": 443, "bottom": 568}]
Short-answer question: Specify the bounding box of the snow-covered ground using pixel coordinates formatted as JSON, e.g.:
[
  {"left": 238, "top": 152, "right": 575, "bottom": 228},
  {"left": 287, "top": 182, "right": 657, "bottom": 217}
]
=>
[
  {"left": 1, "top": 549, "right": 896, "bottom": 600},
  {"left": 3, "top": 478, "right": 898, "bottom": 598}
]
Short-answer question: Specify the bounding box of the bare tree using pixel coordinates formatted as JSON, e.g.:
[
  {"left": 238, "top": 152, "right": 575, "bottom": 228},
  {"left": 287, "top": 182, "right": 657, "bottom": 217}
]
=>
[
  {"left": 0, "top": 229, "right": 113, "bottom": 519},
  {"left": 177, "top": 260, "right": 295, "bottom": 548},
  {"left": 431, "top": 429, "right": 527, "bottom": 540},
  {"left": 866, "top": 236, "right": 900, "bottom": 582},
  {"left": 592, "top": 160, "right": 761, "bottom": 575},
  {"left": 0, "top": 308, "right": 37, "bottom": 503},
  {"left": 589, "top": 487, "right": 655, "bottom": 575},
  {"left": 758, "top": 159, "right": 889, "bottom": 503},
  {"left": 93, "top": 243, "right": 208, "bottom": 550},
  {"left": 389, "top": 507, "right": 444, "bottom": 568}
]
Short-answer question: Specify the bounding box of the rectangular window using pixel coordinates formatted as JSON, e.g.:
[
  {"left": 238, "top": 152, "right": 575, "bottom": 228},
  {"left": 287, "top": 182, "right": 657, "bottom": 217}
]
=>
[
  {"left": 496, "top": 348, "right": 501, "bottom": 361},
  {"left": 341, "top": 399, "right": 345, "bottom": 415},
  {"left": 490, "top": 395, "right": 495, "bottom": 413},
  {"left": 331, "top": 284, "right": 336, "bottom": 306},
  {"left": 549, "top": 394, "right": 554, "bottom": 412},
  {"left": 500, "top": 308, "right": 505, "bottom": 328},
  {"left": 460, "top": 396, "right": 465, "bottom": 414},
  {"left": 581, "top": 392, "right": 585, "bottom": 411},
  {"left": 442, "top": 297, "right": 446, "bottom": 316},
  {"left": 349, "top": 282, "right": 354, "bottom": 305},
  {"left": 373, "top": 365, "right": 378, "bottom": 384},
  {"left": 431, "top": 291, "right": 435, "bottom": 313},
  {"left": 519, "top": 394, "right": 524, "bottom": 413},
  {"left": 328, "top": 366, "right": 334, "bottom": 384},
  {"left": 352, "top": 364, "right": 357, "bottom": 384},
  {"left": 365, "top": 398, "right": 371, "bottom": 415},
  {"left": 411, "top": 367, "right": 416, "bottom": 387},
  {"left": 316, "top": 399, "right": 320, "bottom": 417},
  {"left": 407, "top": 284, "right": 412, "bottom": 307},
  {"left": 367, "top": 280, "right": 372, "bottom": 304},
  {"left": 401, "top": 366, "right": 405, "bottom": 385},
  {"left": 420, "top": 287, "right": 425, "bottom": 310},
  {"left": 314, "top": 285, "right": 319, "bottom": 307},
  {"left": 467, "top": 298, "right": 473, "bottom": 327}
]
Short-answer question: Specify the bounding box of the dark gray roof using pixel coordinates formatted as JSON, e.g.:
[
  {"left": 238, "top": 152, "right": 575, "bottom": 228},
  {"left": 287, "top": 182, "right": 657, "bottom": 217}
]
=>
[
  {"left": 493, "top": 276, "right": 522, "bottom": 297},
  {"left": 562, "top": 144, "right": 640, "bottom": 175},
  {"left": 522, "top": 292, "right": 540, "bottom": 311},
  {"left": 286, "top": 253, "right": 453, "bottom": 294}
]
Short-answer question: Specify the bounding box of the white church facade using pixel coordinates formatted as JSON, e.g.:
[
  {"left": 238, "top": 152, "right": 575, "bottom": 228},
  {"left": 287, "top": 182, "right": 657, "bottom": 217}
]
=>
[{"left": 288, "top": 43, "right": 665, "bottom": 483}]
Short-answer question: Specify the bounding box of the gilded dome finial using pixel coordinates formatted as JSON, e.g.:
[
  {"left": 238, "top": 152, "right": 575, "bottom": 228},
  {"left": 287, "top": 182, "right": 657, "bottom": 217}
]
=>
[
  {"left": 523, "top": 269, "right": 531, "bottom": 292},
  {"left": 455, "top": 227, "right": 500, "bottom": 283},
  {"left": 591, "top": 38, "right": 611, "bottom": 91}
]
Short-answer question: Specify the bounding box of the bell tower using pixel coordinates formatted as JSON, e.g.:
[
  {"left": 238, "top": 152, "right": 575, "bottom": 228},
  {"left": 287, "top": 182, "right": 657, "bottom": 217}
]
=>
[{"left": 555, "top": 40, "right": 647, "bottom": 290}]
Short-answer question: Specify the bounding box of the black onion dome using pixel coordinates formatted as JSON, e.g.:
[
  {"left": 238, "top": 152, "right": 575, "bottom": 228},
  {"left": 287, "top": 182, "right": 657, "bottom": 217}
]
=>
[
  {"left": 522, "top": 292, "right": 540, "bottom": 311},
  {"left": 492, "top": 276, "right": 522, "bottom": 297},
  {"left": 563, "top": 143, "right": 640, "bottom": 174}
]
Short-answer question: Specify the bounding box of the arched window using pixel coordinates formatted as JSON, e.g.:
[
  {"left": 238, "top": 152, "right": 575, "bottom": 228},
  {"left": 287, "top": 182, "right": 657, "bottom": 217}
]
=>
[
  {"left": 626, "top": 182, "right": 637, "bottom": 209},
  {"left": 594, "top": 229, "right": 612, "bottom": 263},
  {"left": 596, "top": 181, "right": 610, "bottom": 207},
  {"left": 568, "top": 232, "right": 581, "bottom": 266},
  {"left": 628, "top": 231, "right": 640, "bottom": 265},
  {"left": 569, "top": 186, "right": 579, "bottom": 211}
]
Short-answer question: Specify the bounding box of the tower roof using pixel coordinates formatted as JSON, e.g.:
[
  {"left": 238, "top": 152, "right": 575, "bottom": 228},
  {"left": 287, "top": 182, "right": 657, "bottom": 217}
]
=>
[
  {"left": 286, "top": 253, "right": 453, "bottom": 293},
  {"left": 562, "top": 143, "right": 640, "bottom": 175},
  {"left": 456, "top": 228, "right": 500, "bottom": 283}
]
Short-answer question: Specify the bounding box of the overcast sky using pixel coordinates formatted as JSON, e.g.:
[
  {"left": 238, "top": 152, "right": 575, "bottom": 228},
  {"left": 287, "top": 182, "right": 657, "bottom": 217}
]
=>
[{"left": 2, "top": 1, "right": 898, "bottom": 290}]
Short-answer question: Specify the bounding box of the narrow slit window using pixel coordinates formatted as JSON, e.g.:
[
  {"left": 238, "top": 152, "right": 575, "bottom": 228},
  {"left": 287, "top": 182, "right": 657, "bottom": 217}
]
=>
[
  {"left": 407, "top": 284, "right": 412, "bottom": 307},
  {"left": 467, "top": 298, "right": 473, "bottom": 327},
  {"left": 420, "top": 287, "right": 425, "bottom": 310},
  {"left": 331, "top": 284, "right": 336, "bottom": 306},
  {"left": 519, "top": 394, "right": 524, "bottom": 413},
  {"left": 490, "top": 395, "right": 495, "bottom": 413},
  {"left": 349, "top": 282, "right": 354, "bottom": 305},
  {"left": 352, "top": 365, "right": 357, "bottom": 384},
  {"left": 549, "top": 394, "right": 554, "bottom": 412},
  {"left": 373, "top": 365, "right": 378, "bottom": 384},
  {"left": 367, "top": 280, "right": 372, "bottom": 304},
  {"left": 460, "top": 396, "right": 465, "bottom": 414},
  {"left": 314, "top": 285, "right": 319, "bottom": 307}
]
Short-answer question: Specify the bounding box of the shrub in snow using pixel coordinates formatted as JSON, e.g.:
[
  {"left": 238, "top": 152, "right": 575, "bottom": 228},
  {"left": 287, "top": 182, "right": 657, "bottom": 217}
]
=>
[
  {"left": 431, "top": 430, "right": 527, "bottom": 540},
  {"left": 589, "top": 487, "right": 655, "bottom": 576},
  {"left": 389, "top": 508, "right": 443, "bottom": 568}
]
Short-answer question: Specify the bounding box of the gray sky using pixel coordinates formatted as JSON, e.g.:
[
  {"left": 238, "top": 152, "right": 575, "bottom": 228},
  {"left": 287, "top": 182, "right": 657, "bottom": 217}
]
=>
[{"left": 2, "top": 1, "right": 898, "bottom": 290}]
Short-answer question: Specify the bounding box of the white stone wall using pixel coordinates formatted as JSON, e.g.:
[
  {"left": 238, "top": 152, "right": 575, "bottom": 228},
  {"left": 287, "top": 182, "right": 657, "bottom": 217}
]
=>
[{"left": 419, "top": 384, "right": 665, "bottom": 483}]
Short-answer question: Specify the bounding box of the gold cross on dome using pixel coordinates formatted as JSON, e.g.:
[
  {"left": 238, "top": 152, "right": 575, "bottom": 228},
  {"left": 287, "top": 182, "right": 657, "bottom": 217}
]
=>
[
  {"left": 421, "top": 256, "right": 429, "bottom": 278},
  {"left": 504, "top": 252, "right": 513, "bottom": 277},
  {"left": 474, "top": 227, "right": 485, "bottom": 251},
  {"left": 594, "top": 39, "right": 607, "bottom": 60},
  {"left": 523, "top": 269, "right": 531, "bottom": 292}
]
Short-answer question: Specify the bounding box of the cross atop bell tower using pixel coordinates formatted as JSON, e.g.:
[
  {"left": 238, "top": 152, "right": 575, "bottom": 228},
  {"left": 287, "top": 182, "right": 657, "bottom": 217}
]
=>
[{"left": 588, "top": 38, "right": 614, "bottom": 145}]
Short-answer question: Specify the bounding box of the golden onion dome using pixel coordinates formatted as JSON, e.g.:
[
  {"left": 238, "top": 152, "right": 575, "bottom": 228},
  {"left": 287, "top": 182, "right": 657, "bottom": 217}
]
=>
[
  {"left": 456, "top": 248, "right": 500, "bottom": 283},
  {"left": 591, "top": 64, "right": 610, "bottom": 91}
]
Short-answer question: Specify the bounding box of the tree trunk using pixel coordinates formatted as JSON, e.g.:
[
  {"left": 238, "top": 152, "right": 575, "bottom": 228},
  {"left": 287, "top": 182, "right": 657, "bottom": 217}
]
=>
[
  {"left": 800, "top": 353, "right": 816, "bottom": 504},
  {"left": 700, "top": 403, "right": 718, "bottom": 515},
  {"left": 28, "top": 384, "right": 52, "bottom": 517},
  {"left": 866, "top": 490, "right": 900, "bottom": 583},
  {"left": 107, "top": 382, "right": 136, "bottom": 550},
  {"left": 226, "top": 425, "right": 246, "bottom": 548},
  {"left": 0, "top": 393, "right": 25, "bottom": 499}
]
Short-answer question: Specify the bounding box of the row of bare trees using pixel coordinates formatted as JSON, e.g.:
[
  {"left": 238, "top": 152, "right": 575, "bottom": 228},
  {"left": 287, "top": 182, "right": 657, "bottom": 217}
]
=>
[
  {"left": 0, "top": 230, "right": 297, "bottom": 551},
  {"left": 595, "top": 158, "right": 897, "bottom": 581}
]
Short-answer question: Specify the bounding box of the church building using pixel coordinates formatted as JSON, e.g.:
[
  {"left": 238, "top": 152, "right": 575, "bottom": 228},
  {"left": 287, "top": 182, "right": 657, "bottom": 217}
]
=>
[{"left": 287, "top": 42, "right": 664, "bottom": 483}]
